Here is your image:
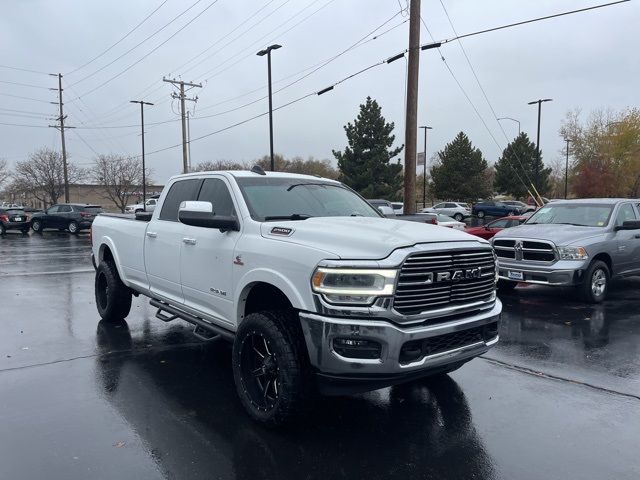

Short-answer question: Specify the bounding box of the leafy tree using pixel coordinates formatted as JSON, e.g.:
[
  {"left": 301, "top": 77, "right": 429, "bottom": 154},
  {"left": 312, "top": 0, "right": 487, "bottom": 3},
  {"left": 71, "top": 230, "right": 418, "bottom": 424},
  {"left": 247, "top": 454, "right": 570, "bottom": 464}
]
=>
[
  {"left": 560, "top": 108, "right": 640, "bottom": 197},
  {"left": 92, "top": 154, "right": 151, "bottom": 213},
  {"left": 0, "top": 158, "right": 8, "bottom": 188},
  {"left": 12, "top": 147, "right": 85, "bottom": 206},
  {"left": 494, "top": 132, "right": 551, "bottom": 198},
  {"left": 191, "top": 159, "right": 246, "bottom": 172},
  {"left": 333, "top": 97, "right": 403, "bottom": 199},
  {"left": 430, "top": 132, "right": 491, "bottom": 201},
  {"left": 256, "top": 155, "right": 339, "bottom": 179}
]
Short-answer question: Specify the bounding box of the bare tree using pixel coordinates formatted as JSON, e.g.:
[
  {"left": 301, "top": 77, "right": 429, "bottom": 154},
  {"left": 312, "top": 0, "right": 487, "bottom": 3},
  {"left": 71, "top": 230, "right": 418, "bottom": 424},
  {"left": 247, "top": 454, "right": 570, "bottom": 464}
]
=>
[
  {"left": 0, "top": 158, "right": 8, "bottom": 189},
  {"left": 92, "top": 154, "right": 149, "bottom": 213},
  {"left": 191, "top": 159, "right": 246, "bottom": 172},
  {"left": 13, "top": 147, "right": 84, "bottom": 206}
]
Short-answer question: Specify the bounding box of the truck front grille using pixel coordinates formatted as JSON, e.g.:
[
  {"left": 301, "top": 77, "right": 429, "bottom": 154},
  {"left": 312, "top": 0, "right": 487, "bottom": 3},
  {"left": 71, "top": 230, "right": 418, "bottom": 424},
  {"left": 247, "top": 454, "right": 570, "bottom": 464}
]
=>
[
  {"left": 493, "top": 239, "right": 556, "bottom": 262},
  {"left": 393, "top": 249, "right": 496, "bottom": 316}
]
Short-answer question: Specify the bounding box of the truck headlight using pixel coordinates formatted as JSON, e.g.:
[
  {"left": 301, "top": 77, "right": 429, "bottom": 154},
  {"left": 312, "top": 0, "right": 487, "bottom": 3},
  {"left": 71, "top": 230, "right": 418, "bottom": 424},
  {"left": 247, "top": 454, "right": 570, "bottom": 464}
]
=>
[
  {"left": 557, "top": 246, "right": 588, "bottom": 260},
  {"left": 311, "top": 268, "right": 398, "bottom": 305}
]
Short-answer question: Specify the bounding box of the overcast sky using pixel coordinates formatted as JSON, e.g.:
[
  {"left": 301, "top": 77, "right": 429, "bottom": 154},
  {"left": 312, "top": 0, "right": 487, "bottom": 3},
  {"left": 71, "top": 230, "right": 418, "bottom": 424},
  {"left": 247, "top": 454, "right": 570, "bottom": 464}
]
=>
[{"left": 0, "top": 0, "right": 637, "bottom": 184}]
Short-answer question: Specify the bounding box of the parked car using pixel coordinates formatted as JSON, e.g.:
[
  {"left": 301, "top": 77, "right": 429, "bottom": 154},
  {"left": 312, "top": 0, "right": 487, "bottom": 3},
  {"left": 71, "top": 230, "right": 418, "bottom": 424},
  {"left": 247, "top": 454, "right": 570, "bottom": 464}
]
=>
[
  {"left": 31, "top": 204, "right": 103, "bottom": 233},
  {"left": 493, "top": 198, "right": 640, "bottom": 302},
  {"left": 422, "top": 202, "right": 470, "bottom": 222},
  {"left": 0, "top": 207, "right": 30, "bottom": 235},
  {"left": 125, "top": 196, "right": 159, "bottom": 214},
  {"left": 434, "top": 214, "right": 466, "bottom": 230},
  {"left": 502, "top": 200, "right": 536, "bottom": 213},
  {"left": 91, "top": 170, "right": 501, "bottom": 426},
  {"left": 391, "top": 202, "right": 404, "bottom": 215},
  {"left": 472, "top": 201, "right": 521, "bottom": 218},
  {"left": 367, "top": 199, "right": 396, "bottom": 217},
  {"left": 465, "top": 215, "right": 528, "bottom": 240}
]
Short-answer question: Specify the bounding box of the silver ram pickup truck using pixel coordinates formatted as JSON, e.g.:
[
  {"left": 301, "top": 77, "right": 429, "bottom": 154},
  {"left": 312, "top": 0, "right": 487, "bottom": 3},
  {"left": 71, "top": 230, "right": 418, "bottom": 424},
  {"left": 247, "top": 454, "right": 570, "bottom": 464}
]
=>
[{"left": 493, "top": 198, "right": 640, "bottom": 302}]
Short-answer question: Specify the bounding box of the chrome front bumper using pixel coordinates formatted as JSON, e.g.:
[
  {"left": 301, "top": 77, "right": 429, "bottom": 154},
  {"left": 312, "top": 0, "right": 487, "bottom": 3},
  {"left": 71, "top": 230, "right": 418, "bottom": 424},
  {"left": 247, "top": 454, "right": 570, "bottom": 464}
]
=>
[
  {"left": 496, "top": 259, "right": 588, "bottom": 286},
  {"left": 299, "top": 300, "right": 501, "bottom": 377}
]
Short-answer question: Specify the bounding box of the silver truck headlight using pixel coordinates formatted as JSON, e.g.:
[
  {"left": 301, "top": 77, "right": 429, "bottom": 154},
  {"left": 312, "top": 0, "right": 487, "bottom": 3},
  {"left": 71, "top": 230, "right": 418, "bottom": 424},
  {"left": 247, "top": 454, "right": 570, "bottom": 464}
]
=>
[
  {"left": 311, "top": 268, "right": 398, "bottom": 305},
  {"left": 557, "top": 246, "right": 588, "bottom": 260}
]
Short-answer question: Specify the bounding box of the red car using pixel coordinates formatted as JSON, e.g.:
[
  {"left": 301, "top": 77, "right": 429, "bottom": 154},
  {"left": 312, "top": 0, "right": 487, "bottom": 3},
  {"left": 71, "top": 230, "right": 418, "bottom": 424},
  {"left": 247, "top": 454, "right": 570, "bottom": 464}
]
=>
[{"left": 464, "top": 215, "right": 528, "bottom": 240}]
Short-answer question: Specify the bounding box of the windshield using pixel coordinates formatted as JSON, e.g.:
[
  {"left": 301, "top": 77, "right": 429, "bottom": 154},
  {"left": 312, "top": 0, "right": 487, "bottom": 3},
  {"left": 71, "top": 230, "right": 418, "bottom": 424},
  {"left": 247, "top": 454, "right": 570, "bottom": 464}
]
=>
[
  {"left": 526, "top": 203, "right": 614, "bottom": 227},
  {"left": 235, "top": 177, "right": 382, "bottom": 221}
]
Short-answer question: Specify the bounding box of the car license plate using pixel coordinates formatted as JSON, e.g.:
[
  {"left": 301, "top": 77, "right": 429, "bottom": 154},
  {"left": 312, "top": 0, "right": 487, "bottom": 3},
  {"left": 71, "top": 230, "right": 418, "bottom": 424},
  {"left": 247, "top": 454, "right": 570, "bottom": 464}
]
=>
[
  {"left": 14, "top": 217, "right": 22, "bottom": 222},
  {"left": 507, "top": 271, "right": 523, "bottom": 281}
]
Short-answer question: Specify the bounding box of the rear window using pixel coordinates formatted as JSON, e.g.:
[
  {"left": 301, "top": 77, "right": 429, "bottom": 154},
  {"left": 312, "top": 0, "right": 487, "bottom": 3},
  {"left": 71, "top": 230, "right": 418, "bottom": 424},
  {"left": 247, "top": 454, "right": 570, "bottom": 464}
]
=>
[{"left": 6, "top": 209, "right": 25, "bottom": 215}]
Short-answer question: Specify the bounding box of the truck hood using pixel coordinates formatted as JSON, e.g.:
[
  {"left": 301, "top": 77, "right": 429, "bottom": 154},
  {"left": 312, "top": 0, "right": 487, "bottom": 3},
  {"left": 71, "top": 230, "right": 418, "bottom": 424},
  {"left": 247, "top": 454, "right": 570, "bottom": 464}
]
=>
[
  {"left": 260, "top": 216, "right": 487, "bottom": 259},
  {"left": 494, "top": 224, "right": 606, "bottom": 246}
]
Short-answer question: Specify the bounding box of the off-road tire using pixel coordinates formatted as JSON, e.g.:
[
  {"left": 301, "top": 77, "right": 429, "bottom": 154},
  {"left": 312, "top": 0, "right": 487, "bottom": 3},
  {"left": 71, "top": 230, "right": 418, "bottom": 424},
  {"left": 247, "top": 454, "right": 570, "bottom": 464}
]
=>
[
  {"left": 578, "top": 260, "right": 609, "bottom": 304},
  {"left": 31, "top": 220, "right": 42, "bottom": 232},
  {"left": 233, "top": 310, "right": 313, "bottom": 427},
  {"left": 476, "top": 210, "right": 485, "bottom": 219},
  {"left": 95, "top": 260, "right": 132, "bottom": 322},
  {"left": 453, "top": 213, "right": 464, "bottom": 222},
  {"left": 497, "top": 279, "right": 518, "bottom": 291},
  {"left": 68, "top": 221, "right": 79, "bottom": 234}
]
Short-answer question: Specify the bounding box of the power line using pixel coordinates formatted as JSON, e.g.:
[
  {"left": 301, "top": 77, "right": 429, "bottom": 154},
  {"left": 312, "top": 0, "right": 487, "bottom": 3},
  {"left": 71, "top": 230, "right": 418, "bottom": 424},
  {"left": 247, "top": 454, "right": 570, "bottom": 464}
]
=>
[
  {"left": 0, "top": 121, "right": 49, "bottom": 128},
  {"left": 69, "top": 0, "right": 206, "bottom": 87},
  {"left": 67, "top": 0, "right": 171, "bottom": 75},
  {"left": 0, "top": 92, "right": 52, "bottom": 103},
  {"left": 0, "top": 80, "right": 50, "bottom": 90},
  {"left": 73, "top": 0, "right": 220, "bottom": 100},
  {"left": 0, "top": 65, "right": 50, "bottom": 76}
]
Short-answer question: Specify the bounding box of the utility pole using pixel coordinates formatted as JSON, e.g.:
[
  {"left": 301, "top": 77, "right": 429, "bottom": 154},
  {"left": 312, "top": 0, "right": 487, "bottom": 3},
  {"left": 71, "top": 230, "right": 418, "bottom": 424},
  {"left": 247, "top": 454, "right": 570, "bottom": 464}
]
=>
[
  {"left": 130, "top": 100, "right": 153, "bottom": 210},
  {"left": 527, "top": 98, "right": 552, "bottom": 190},
  {"left": 564, "top": 138, "right": 570, "bottom": 199},
  {"left": 186, "top": 111, "right": 192, "bottom": 171},
  {"left": 163, "top": 78, "right": 201, "bottom": 174},
  {"left": 48, "top": 73, "right": 74, "bottom": 203},
  {"left": 403, "top": 0, "right": 421, "bottom": 215},
  {"left": 257, "top": 44, "right": 282, "bottom": 171},
  {"left": 419, "top": 125, "right": 432, "bottom": 208}
]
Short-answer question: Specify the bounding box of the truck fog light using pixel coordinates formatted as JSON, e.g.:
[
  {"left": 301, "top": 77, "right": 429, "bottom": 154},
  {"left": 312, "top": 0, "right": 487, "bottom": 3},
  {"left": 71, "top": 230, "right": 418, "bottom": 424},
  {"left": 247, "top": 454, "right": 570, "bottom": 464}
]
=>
[
  {"left": 323, "top": 293, "right": 376, "bottom": 305},
  {"left": 333, "top": 338, "right": 381, "bottom": 359}
]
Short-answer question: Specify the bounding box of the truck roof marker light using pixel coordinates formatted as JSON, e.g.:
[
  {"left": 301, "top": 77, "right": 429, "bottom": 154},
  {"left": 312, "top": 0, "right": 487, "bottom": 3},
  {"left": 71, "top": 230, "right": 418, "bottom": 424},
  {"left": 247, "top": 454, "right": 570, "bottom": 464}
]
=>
[{"left": 251, "top": 165, "right": 266, "bottom": 176}]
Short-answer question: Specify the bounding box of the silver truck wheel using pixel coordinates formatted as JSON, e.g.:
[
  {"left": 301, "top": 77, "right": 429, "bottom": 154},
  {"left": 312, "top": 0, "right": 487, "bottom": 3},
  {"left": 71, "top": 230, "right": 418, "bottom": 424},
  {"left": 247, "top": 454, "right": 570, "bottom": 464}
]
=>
[{"left": 578, "top": 260, "right": 609, "bottom": 303}]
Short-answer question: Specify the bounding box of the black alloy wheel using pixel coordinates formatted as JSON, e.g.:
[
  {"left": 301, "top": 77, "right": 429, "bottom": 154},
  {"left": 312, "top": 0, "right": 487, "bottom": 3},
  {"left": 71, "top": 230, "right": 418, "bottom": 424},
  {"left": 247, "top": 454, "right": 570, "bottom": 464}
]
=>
[{"left": 239, "top": 332, "right": 280, "bottom": 412}]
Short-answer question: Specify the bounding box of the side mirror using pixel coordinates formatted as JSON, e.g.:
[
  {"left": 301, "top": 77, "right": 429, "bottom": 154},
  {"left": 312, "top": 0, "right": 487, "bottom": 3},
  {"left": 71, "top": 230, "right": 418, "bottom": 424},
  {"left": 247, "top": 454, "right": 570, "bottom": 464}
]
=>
[
  {"left": 615, "top": 220, "right": 640, "bottom": 231},
  {"left": 377, "top": 205, "right": 395, "bottom": 217},
  {"left": 178, "top": 201, "right": 239, "bottom": 231},
  {"left": 484, "top": 225, "right": 491, "bottom": 231}
]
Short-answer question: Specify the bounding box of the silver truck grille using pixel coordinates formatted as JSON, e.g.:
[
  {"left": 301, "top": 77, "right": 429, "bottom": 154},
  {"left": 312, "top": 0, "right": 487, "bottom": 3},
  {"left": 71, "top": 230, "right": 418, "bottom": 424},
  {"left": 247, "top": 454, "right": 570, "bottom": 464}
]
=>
[
  {"left": 394, "top": 249, "right": 496, "bottom": 315},
  {"left": 493, "top": 239, "right": 556, "bottom": 262}
]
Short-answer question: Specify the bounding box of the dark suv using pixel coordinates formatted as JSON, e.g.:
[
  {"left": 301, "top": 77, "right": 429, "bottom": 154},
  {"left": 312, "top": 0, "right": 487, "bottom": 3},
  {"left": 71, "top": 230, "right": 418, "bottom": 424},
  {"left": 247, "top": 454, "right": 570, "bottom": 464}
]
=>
[
  {"left": 472, "top": 201, "right": 521, "bottom": 218},
  {"left": 0, "top": 207, "right": 30, "bottom": 235},
  {"left": 30, "top": 204, "right": 103, "bottom": 234}
]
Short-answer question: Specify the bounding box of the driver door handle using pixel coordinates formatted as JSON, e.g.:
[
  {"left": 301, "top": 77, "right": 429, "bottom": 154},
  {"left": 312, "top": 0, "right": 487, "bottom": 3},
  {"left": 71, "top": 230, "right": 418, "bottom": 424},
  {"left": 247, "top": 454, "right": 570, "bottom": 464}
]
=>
[
  {"left": 146, "top": 231, "right": 157, "bottom": 238},
  {"left": 182, "top": 237, "right": 197, "bottom": 245},
  {"left": 634, "top": 234, "right": 640, "bottom": 239}
]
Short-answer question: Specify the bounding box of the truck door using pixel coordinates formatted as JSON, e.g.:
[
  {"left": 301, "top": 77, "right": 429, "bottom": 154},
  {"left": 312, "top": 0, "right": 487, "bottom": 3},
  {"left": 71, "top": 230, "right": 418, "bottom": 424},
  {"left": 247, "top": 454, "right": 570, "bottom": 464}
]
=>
[
  {"left": 612, "top": 203, "right": 638, "bottom": 275},
  {"left": 144, "top": 178, "right": 202, "bottom": 304},
  {"left": 180, "top": 177, "right": 240, "bottom": 326}
]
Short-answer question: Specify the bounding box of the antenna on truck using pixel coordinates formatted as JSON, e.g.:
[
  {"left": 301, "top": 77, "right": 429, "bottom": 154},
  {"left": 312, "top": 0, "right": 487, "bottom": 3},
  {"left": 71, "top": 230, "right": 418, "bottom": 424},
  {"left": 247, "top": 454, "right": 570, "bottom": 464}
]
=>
[{"left": 251, "top": 165, "right": 267, "bottom": 176}]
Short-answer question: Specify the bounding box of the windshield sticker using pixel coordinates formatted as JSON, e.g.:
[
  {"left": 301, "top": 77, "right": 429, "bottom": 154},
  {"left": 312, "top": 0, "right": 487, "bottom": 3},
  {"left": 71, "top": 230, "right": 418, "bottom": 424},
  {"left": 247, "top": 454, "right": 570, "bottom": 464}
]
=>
[
  {"left": 270, "top": 226, "right": 294, "bottom": 236},
  {"left": 597, "top": 221, "right": 605, "bottom": 226}
]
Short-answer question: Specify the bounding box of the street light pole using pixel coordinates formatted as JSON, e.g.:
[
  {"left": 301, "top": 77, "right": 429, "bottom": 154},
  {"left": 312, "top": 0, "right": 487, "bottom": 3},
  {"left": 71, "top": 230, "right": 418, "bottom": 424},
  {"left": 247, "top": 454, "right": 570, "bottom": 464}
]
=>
[
  {"left": 564, "top": 138, "right": 570, "bottom": 199},
  {"left": 130, "top": 100, "right": 154, "bottom": 210},
  {"left": 419, "top": 125, "right": 432, "bottom": 208},
  {"left": 257, "top": 44, "right": 282, "bottom": 171},
  {"left": 527, "top": 98, "right": 552, "bottom": 190},
  {"left": 497, "top": 117, "right": 521, "bottom": 136}
]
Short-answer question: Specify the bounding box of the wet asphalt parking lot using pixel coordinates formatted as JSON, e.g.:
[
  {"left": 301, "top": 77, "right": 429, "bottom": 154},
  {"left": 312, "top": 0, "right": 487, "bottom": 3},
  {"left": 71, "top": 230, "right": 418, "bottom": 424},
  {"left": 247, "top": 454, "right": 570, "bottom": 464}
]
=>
[{"left": 1, "top": 232, "right": 639, "bottom": 480}]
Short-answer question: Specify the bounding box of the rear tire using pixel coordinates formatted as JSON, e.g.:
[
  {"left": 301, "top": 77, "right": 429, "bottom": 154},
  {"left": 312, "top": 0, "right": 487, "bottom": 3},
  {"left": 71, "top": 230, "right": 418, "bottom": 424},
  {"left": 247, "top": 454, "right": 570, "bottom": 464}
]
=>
[
  {"left": 476, "top": 210, "right": 485, "bottom": 219},
  {"left": 453, "top": 213, "right": 463, "bottom": 222},
  {"left": 31, "top": 220, "right": 42, "bottom": 232},
  {"left": 232, "top": 311, "right": 312, "bottom": 427},
  {"left": 68, "top": 221, "right": 79, "bottom": 234},
  {"left": 94, "top": 261, "right": 132, "bottom": 322},
  {"left": 578, "top": 260, "right": 609, "bottom": 303}
]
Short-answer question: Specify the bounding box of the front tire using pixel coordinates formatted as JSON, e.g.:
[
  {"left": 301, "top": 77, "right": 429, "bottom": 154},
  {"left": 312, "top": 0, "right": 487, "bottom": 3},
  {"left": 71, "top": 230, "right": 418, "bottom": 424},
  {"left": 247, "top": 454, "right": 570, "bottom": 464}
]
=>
[
  {"left": 68, "top": 221, "right": 79, "bottom": 234},
  {"left": 578, "top": 260, "right": 609, "bottom": 303},
  {"left": 233, "top": 311, "right": 312, "bottom": 427},
  {"left": 31, "top": 219, "right": 42, "bottom": 232},
  {"left": 476, "top": 210, "right": 485, "bottom": 219},
  {"left": 95, "top": 261, "right": 132, "bottom": 322}
]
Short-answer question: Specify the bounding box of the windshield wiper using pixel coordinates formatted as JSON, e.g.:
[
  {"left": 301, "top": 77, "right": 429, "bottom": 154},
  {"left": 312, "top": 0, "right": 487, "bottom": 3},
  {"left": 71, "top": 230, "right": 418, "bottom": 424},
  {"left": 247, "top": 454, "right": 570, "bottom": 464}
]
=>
[
  {"left": 554, "top": 222, "right": 589, "bottom": 226},
  {"left": 263, "top": 214, "right": 314, "bottom": 221}
]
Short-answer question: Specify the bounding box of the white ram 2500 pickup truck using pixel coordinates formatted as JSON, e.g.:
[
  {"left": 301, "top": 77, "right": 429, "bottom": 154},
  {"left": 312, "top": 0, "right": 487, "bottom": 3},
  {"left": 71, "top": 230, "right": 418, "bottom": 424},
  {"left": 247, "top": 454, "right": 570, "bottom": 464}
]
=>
[{"left": 91, "top": 169, "right": 502, "bottom": 426}]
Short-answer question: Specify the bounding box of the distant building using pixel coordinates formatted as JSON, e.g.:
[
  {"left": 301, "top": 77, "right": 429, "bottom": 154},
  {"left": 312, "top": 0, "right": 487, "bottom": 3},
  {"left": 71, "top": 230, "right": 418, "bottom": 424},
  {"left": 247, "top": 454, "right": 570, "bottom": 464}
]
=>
[{"left": 6, "top": 183, "right": 164, "bottom": 212}]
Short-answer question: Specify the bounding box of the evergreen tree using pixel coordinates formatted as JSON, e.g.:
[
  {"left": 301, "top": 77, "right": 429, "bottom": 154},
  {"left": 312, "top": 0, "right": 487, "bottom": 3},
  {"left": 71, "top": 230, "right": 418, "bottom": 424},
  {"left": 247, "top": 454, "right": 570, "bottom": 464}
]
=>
[
  {"left": 430, "top": 132, "right": 491, "bottom": 201},
  {"left": 333, "top": 97, "right": 403, "bottom": 199},
  {"left": 494, "top": 132, "right": 551, "bottom": 198}
]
